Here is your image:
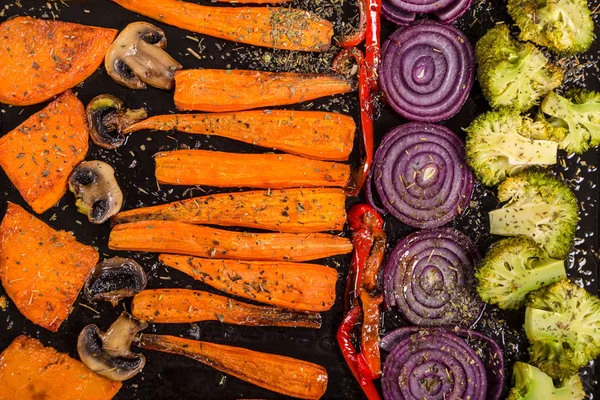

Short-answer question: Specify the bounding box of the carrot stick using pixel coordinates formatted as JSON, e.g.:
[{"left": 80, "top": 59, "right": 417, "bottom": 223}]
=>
[
  {"left": 174, "top": 70, "right": 353, "bottom": 112},
  {"left": 109, "top": 221, "right": 353, "bottom": 262},
  {"left": 112, "top": 188, "right": 346, "bottom": 233},
  {"left": 111, "top": 0, "right": 333, "bottom": 52},
  {"left": 123, "top": 110, "right": 355, "bottom": 161},
  {"left": 155, "top": 150, "right": 350, "bottom": 189},
  {"left": 131, "top": 289, "right": 321, "bottom": 328},
  {"left": 160, "top": 255, "right": 337, "bottom": 311},
  {"left": 137, "top": 334, "right": 328, "bottom": 399}
]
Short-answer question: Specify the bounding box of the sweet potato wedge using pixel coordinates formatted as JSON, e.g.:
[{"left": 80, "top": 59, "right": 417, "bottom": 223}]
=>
[
  {"left": 137, "top": 334, "right": 328, "bottom": 399},
  {"left": 131, "top": 289, "right": 321, "bottom": 328},
  {"left": 160, "top": 255, "right": 338, "bottom": 311},
  {"left": 155, "top": 150, "right": 350, "bottom": 189},
  {"left": 0, "top": 203, "right": 99, "bottom": 331},
  {"left": 174, "top": 69, "right": 353, "bottom": 112},
  {"left": 113, "top": 188, "right": 347, "bottom": 233},
  {"left": 111, "top": 0, "right": 332, "bottom": 51},
  {"left": 109, "top": 220, "right": 353, "bottom": 262},
  {"left": 0, "top": 336, "right": 122, "bottom": 400},
  {"left": 0, "top": 90, "right": 89, "bottom": 213},
  {"left": 0, "top": 17, "right": 117, "bottom": 106},
  {"left": 123, "top": 110, "right": 355, "bottom": 161}
]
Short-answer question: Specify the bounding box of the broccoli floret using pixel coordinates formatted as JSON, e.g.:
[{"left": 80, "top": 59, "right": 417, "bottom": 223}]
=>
[
  {"left": 465, "top": 109, "right": 561, "bottom": 186},
  {"left": 539, "top": 89, "right": 600, "bottom": 153},
  {"left": 507, "top": 362, "right": 585, "bottom": 400},
  {"left": 475, "top": 24, "right": 564, "bottom": 111},
  {"left": 475, "top": 237, "right": 566, "bottom": 310},
  {"left": 489, "top": 170, "right": 579, "bottom": 259},
  {"left": 525, "top": 279, "right": 600, "bottom": 379},
  {"left": 508, "top": 0, "right": 594, "bottom": 54}
]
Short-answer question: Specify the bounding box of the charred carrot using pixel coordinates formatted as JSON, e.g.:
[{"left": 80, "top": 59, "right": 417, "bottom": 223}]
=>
[
  {"left": 111, "top": 0, "right": 332, "bottom": 52},
  {"left": 123, "top": 110, "right": 355, "bottom": 161},
  {"left": 155, "top": 150, "right": 350, "bottom": 189},
  {"left": 174, "top": 70, "right": 353, "bottom": 112},
  {"left": 160, "top": 255, "right": 337, "bottom": 311},
  {"left": 109, "top": 221, "right": 353, "bottom": 262},
  {"left": 131, "top": 289, "right": 321, "bottom": 328},
  {"left": 113, "top": 188, "right": 346, "bottom": 233},
  {"left": 137, "top": 334, "right": 328, "bottom": 399}
]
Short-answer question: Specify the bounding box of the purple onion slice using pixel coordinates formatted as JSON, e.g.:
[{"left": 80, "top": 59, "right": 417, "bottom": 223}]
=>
[
  {"left": 382, "top": 227, "right": 482, "bottom": 327},
  {"left": 381, "top": 328, "right": 504, "bottom": 400},
  {"left": 381, "top": 1, "right": 416, "bottom": 25},
  {"left": 385, "top": 0, "right": 452, "bottom": 14},
  {"left": 434, "top": 0, "right": 474, "bottom": 22},
  {"left": 371, "top": 123, "right": 473, "bottom": 228},
  {"left": 380, "top": 21, "right": 474, "bottom": 122}
]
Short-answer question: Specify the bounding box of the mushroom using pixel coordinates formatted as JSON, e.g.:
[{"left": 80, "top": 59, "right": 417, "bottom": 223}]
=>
[
  {"left": 105, "top": 21, "right": 182, "bottom": 90},
  {"left": 86, "top": 94, "right": 147, "bottom": 149},
  {"left": 69, "top": 161, "right": 123, "bottom": 224},
  {"left": 85, "top": 257, "right": 147, "bottom": 306},
  {"left": 78, "top": 312, "right": 148, "bottom": 381}
]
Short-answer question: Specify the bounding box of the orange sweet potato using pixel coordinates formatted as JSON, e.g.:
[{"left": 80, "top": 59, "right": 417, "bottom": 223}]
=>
[
  {"left": 0, "top": 203, "right": 99, "bottom": 331},
  {"left": 0, "top": 17, "right": 117, "bottom": 106},
  {"left": 123, "top": 110, "right": 355, "bottom": 161},
  {"left": 160, "top": 255, "right": 338, "bottom": 311},
  {"left": 0, "top": 90, "right": 89, "bottom": 213},
  {"left": 113, "top": 188, "right": 347, "bottom": 233},
  {"left": 0, "top": 336, "right": 122, "bottom": 400},
  {"left": 174, "top": 70, "right": 353, "bottom": 112}
]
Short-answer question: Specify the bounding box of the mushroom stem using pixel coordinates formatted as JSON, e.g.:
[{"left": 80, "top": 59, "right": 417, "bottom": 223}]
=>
[
  {"left": 103, "top": 107, "right": 148, "bottom": 133},
  {"left": 103, "top": 313, "right": 147, "bottom": 358}
]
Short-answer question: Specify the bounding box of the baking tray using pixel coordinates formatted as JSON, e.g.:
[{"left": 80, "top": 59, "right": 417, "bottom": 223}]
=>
[{"left": 0, "top": 0, "right": 599, "bottom": 398}]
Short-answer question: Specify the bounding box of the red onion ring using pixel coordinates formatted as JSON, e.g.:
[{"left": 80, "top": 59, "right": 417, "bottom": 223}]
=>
[
  {"left": 382, "top": 227, "right": 482, "bottom": 327},
  {"left": 385, "top": 0, "right": 452, "bottom": 14},
  {"left": 371, "top": 122, "right": 473, "bottom": 229},
  {"left": 381, "top": 1, "right": 416, "bottom": 25},
  {"left": 382, "top": 0, "right": 474, "bottom": 24},
  {"left": 380, "top": 21, "right": 474, "bottom": 122}
]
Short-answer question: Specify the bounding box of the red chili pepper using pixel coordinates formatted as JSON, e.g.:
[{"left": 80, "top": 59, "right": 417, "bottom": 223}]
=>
[
  {"left": 365, "top": 0, "right": 381, "bottom": 90},
  {"left": 360, "top": 291, "right": 384, "bottom": 376},
  {"left": 338, "top": 0, "right": 367, "bottom": 48}
]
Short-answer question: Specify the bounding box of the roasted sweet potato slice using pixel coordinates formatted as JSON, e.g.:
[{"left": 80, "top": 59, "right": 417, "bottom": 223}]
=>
[
  {"left": 0, "top": 336, "right": 121, "bottom": 400},
  {"left": 0, "top": 17, "right": 117, "bottom": 106},
  {"left": 0, "top": 90, "right": 88, "bottom": 213},
  {"left": 0, "top": 203, "right": 99, "bottom": 331}
]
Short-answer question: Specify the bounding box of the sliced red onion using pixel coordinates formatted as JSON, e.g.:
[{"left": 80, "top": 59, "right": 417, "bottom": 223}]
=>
[
  {"left": 434, "top": 0, "right": 474, "bottom": 22},
  {"left": 385, "top": 0, "right": 452, "bottom": 14},
  {"left": 381, "top": 328, "right": 504, "bottom": 400},
  {"left": 380, "top": 21, "right": 474, "bottom": 122},
  {"left": 381, "top": 1, "right": 416, "bottom": 25},
  {"left": 371, "top": 123, "right": 473, "bottom": 229},
  {"left": 382, "top": 0, "right": 474, "bottom": 24},
  {"left": 382, "top": 228, "right": 482, "bottom": 327}
]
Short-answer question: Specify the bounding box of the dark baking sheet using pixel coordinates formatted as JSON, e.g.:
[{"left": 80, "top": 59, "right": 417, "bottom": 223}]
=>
[{"left": 0, "top": 0, "right": 599, "bottom": 398}]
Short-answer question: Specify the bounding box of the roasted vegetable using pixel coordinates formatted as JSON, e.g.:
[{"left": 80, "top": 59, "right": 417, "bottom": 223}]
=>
[
  {"left": 475, "top": 24, "right": 563, "bottom": 111},
  {"left": 84, "top": 257, "right": 147, "bottom": 306},
  {"left": 0, "top": 17, "right": 117, "bottom": 106},
  {"left": 0, "top": 203, "right": 99, "bottom": 331},
  {"left": 507, "top": 362, "right": 585, "bottom": 400}
]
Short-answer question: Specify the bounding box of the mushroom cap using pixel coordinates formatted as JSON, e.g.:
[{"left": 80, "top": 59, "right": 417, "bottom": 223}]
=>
[
  {"left": 104, "top": 21, "right": 182, "bottom": 90},
  {"left": 69, "top": 160, "right": 123, "bottom": 224},
  {"left": 85, "top": 257, "right": 147, "bottom": 306}
]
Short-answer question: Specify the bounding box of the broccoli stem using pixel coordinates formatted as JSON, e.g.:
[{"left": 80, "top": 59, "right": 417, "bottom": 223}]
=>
[
  {"left": 489, "top": 203, "right": 557, "bottom": 236},
  {"left": 525, "top": 308, "right": 566, "bottom": 341},
  {"left": 522, "top": 258, "right": 566, "bottom": 293}
]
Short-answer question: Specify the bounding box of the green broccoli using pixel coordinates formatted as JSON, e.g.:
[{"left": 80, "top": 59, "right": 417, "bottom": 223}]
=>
[
  {"left": 475, "top": 24, "right": 564, "bottom": 111},
  {"left": 539, "top": 89, "right": 600, "bottom": 153},
  {"left": 507, "top": 362, "right": 585, "bottom": 400},
  {"left": 475, "top": 237, "right": 566, "bottom": 310},
  {"left": 525, "top": 279, "right": 600, "bottom": 379},
  {"left": 465, "top": 109, "right": 563, "bottom": 186},
  {"left": 507, "top": 0, "right": 594, "bottom": 54},
  {"left": 489, "top": 170, "right": 579, "bottom": 259}
]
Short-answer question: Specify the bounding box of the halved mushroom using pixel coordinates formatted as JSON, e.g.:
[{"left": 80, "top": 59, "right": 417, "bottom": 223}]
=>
[
  {"left": 105, "top": 21, "right": 182, "bottom": 90},
  {"left": 69, "top": 161, "right": 123, "bottom": 224},
  {"left": 78, "top": 312, "right": 148, "bottom": 381},
  {"left": 87, "top": 94, "right": 147, "bottom": 149},
  {"left": 85, "top": 257, "right": 147, "bottom": 306}
]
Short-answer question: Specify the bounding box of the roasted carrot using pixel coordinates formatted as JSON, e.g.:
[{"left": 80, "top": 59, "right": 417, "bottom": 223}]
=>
[
  {"left": 0, "top": 91, "right": 89, "bottom": 214},
  {"left": 174, "top": 70, "right": 353, "bottom": 112},
  {"left": 113, "top": 188, "right": 346, "bottom": 233},
  {"left": 109, "top": 221, "right": 352, "bottom": 262},
  {"left": 0, "top": 203, "right": 99, "bottom": 332},
  {"left": 123, "top": 110, "right": 355, "bottom": 161},
  {"left": 160, "top": 255, "right": 338, "bottom": 311},
  {"left": 155, "top": 150, "right": 350, "bottom": 189},
  {"left": 131, "top": 289, "right": 321, "bottom": 328},
  {"left": 0, "top": 17, "right": 117, "bottom": 106},
  {"left": 111, "top": 0, "right": 332, "bottom": 51},
  {"left": 0, "top": 336, "right": 122, "bottom": 400},
  {"left": 137, "top": 334, "right": 328, "bottom": 399}
]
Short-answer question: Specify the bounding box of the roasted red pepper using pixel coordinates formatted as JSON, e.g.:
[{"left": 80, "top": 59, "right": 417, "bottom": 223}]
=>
[
  {"left": 338, "top": 0, "right": 367, "bottom": 48},
  {"left": 365, "top": 0, "right": 381, "bottom": 90}
]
